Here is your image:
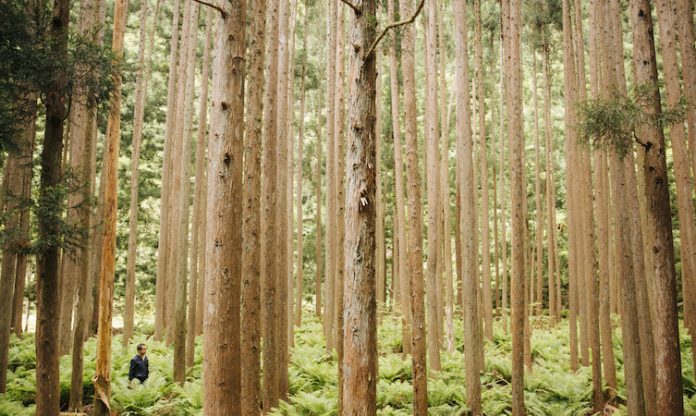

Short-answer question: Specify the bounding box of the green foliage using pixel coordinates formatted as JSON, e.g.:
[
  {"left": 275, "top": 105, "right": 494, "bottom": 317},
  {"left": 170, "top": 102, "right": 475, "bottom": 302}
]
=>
[{"left": 577, "top": 85, "right": 687, "bottom": 158}]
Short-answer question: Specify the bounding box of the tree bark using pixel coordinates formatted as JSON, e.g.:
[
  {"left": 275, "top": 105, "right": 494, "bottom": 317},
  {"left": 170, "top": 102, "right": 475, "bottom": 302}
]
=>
[
  {"left": 187, "top": 8, "right": 212, "bottom": 367},
  {"left": 241, "top": 0, "right": 265, "bottom": 412},
  {"left": 262, "top": 0, "right": 280, "bottom": 408},
  {"left": 388, "top": 0, "right": 411, "bottom": 355},
  {"left": 401, "top": 0, "right": 427, "bottom": 412},
  {"left": 424, "top": 0, "right": 441, "bottom": 372},
  {"left": 202, "top": 0, "right": 245, "bottom": 412},
  {"left": 93, "top": 0, "right": 128, "bottom": 413},
  {"left": 503, "top": 0, "right": 525, "bottom": 412},
  {"left": 341, "top": 2, "right": 379, "bottom": 413},
  {"left": 295, "top": 6, "right": 307, "bottom": 327},
  {"left": 315, "top": 94, "right": 324, "bottom": 319},
  {"left": 454, "top": 0, "right": 483, "bottom": 412},
  {"left": 124, "top": 0, "right": 160, "bottom": 348}
]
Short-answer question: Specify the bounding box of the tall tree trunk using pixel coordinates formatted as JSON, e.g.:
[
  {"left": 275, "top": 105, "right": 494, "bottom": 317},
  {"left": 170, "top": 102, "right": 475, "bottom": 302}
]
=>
[
  {"left": 324, "top": 0, "right": 337, "bottom": 352},
  {"left": 172, "top": 1, "right": 199, "bottom": 383},
  {"left": 375, "top": 49, "right": 387, "bottom": 309},
  {"left": 315, "top": 94, "right": 324, "bottom": 319},
  {"left": 34, "top": 0, "right": 70, "bottom": 412},
  {"left": 286, "top": 0, "right": 298, "bottom": 349},
  {"left": 643, "top": 0, "right": 687, "bottom": 413},
  {"left": 68, "top": 0, "right": 106, "bottom": 408},
  {"left": 531, "top": 52, "right": 544, "bottom": 318},
  {"left": 388, "top": 0, "right": 411, "bottom": 354},
  {"left": 241, "top": 0, "right": 265, "bottom": 413},
  {"left": 187, "top": 8, "right": 212, "bottom": 367},
  {"left": 503, "top": 0, "right": 525, "bottom": 412},
  {"left": 262, "top": 0, "right": 280, "bottom": 408},
  {"left": 474, "top": 0, "right": 493, "bottom": 340},
  {"left": 124, "top": 0, "right": 160, "bottom": 348},
  {"left": 154, "top": 0, "right": 182, "bottom": 340},
  {"left": 401, "top": 0, "right": 427, "bottom": 413},
  {"left": 93, "top": 0, "right": 128, "bottom": 413},
  {"left": 561, "top": 0, "right": 579, "bottom": 371},
  {"left": 333, "top": 5, "right": 347, "bottom": 409},
  {"left": 276, "top": 0, "right": 292, "bottom": 397},
  {"left": 454, "top": 0, "right": 483, "bottom": 412},
  {"left": 202, "top": 0, "right": 245, "bottom": 412},
  {"left": 295, "top": 6, "right": 307, "bottom": 327},
  {"left": 424, "top": 0, "right": 441, "bottom": 372},
  {"left": 0, "top": 101, "right": 36, "bottom": 391},
  {"left": 341, "top": 3, "right": 378, "bottom": 413}
]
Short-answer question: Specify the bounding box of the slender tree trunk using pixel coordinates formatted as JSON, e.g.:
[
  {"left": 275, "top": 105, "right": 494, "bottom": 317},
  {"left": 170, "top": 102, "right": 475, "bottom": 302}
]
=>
[
  {"left": 262, "top": 0, "right": 280, "bottom": 408},
  {"left": 473, "top": 0, "right": 493, "bottom": 341},
  {"left": 202, "top": 0, "right": 245, "bottom": 411},
  {"left": 454, "top": 0, "right": 483, "bottom": 412},
  {"left": 286, "top": 0, "right": 298, "bottom": 349},
  {"left": 295, "top": 7, "right": 307, "bottom": 327},
  {"left": 315, "top": 94, "right": 324, "bottom": 319},
  {"left": 241, "top": 0, "right": 265, "bottom": 413},
  {"left": 424, "top": 0, "right": 441, "bottom": 372},
  {"left": 187, "top": 8, "right": 212, "bottom": 367},
  {"left": 33, "top": 0, "right": 69, "bottom": 411},
  {"left": 277, "top": 0, "right": 292, "bottom": 396},
  {"left": 172, "top": 1, "right": 199, "bottom": 383},
  {"left": 0, "top": 102, "right": 36, "bottom": 391},
  {"left": 124, "top": 0, "right": 159, "bottom": 348},
  {"left": 388, "top": 0, "right": 411, "bottom": 355},
  {"left": 375, "top": 50, "right": 387, "bottom": 310},
  {"left": 93, "top": 0, "right": 127, "bottom": 413},
  {"left": 324, "top": 0, "right": 337, "bottom": 352},
  {"left": 333, "top": 5, "right": 347, "bottom": 409},
  {"left": 154, "top": 0, "right": 182, "bottom": 340},
  {"left": 401, "top": 0, "right": 428, "bottom": 413},
  {"left": 503, "top": 0, "right": 525, "bottom": 412},
  {"left": 641, "top": 0, "right": 687, "bottom": 413},
  {"left": 341, "top": 3, "right": 378, "bottom": 413}
]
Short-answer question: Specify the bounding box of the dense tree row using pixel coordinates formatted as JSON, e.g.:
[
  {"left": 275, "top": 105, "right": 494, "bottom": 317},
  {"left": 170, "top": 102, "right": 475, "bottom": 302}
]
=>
[{"left": 0, "top": 0, "right": 695, "bottom": 414}]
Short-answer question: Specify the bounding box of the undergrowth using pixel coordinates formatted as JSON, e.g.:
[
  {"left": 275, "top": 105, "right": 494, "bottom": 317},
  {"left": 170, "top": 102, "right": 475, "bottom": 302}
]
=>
[{"left": 1, "top": 311, "right": 694, "bottom": 415}]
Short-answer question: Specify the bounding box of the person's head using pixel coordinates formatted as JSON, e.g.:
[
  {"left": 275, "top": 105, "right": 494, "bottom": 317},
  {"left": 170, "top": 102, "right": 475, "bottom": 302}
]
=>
[{"left": 137, "top": 343, "right": 147, "bottom": 356}]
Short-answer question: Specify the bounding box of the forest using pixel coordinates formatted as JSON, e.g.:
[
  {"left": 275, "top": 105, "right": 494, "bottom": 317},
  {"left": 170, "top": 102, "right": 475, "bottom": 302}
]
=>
[{"left": 0, "top": 0, "right": 695, "bottom": 414}]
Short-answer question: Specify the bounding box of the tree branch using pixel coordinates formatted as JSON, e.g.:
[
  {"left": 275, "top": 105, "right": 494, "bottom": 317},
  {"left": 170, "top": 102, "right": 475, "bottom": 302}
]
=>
[
  {"left": 191, "top": 0, "right": 228, "bottom": 17},
  {"left": 338, "top": 0, "right": 361, "bottom": 15},
  {"left": 365, "top": 0, "right": 425, "bottom": 58}
]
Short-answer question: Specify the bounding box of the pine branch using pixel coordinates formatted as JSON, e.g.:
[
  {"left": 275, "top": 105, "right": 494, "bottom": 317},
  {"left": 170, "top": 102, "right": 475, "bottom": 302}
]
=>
[
  {"left": 191, "top": 0, "right": 228, "bottom": 17},
  {"left": 338, "top": 0, "right": 361, "bottom": 15}
]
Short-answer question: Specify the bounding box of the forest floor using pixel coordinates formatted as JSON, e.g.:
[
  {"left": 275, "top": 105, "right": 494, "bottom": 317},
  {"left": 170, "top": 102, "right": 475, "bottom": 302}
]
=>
[{"left": 1, "top": 309, "right": 695, "bottom": 415}]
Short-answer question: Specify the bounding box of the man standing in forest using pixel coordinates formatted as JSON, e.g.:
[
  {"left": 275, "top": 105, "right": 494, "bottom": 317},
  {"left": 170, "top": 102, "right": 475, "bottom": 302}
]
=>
[{"left": 128, "top": 344, "right": 149, "bottom": 384}]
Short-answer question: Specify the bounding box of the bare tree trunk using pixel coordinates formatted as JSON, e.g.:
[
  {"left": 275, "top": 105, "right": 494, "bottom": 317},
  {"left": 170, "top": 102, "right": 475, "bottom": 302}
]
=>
[
  {"left": 375, "top": 51, "right": 386, "bottom": 310},
  {"left": 0, "top": 100, "right": 36, "bottom": 390},
  {"left": 341, "top": 3, "right": 378, "bottom": 412},
  {"left": 454, "top": 0, "right": 483, "bottom": 412},
  {"left": 187, "top": 8, "right": 212, "bottom": 368},
  {"left": 124, "top": 0, "right": 160, "bottom": 348},
  {"left": 93, "top": 0, "right": 128, "bottom": 413},
  {"left": 241, "top": 0, "right": 265, "bottom": 412},
  {"left": 172, "top": 1, "right": 199, "bottom": 383},
  {"left": 315, "top": 94, "right": 323, "bottom": 319},
  {"left": 202, "top": 0, "right": 245, "bottom": 411},
  {"left": 324, "top": 0, "right": 337, "bottom": 352},
  {"left": 388, "top": 0, "right": 411, "bottom": 355},
  {"left": 276, "top": 0, "right": 292, "bottom": 397},
  {"left": 502, "top": 0, "right": 525, "bottom": 412},
  {"left": 333, "top": 5, "right": 347, "bottom": 409},
  {"left": 295, "top": 7, "right": 307, "bottom": 327},
  {"left": 262, "top": 0, "right": 280, "bottom": 408},
  {"left": 286, "top": 0, "right": 298, "bottom": 349},
  {"left": 424, "top": 0, "right": 441, "bottom": 372},
  {"left": 154, "top": 0, "right": 182, "bottom": 341},
  {"left": 401, "top": 0, "right": 427, "bottom": 413}
]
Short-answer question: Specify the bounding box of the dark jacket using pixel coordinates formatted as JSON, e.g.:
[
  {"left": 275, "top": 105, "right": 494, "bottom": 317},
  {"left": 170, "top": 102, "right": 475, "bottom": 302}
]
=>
[{"left": 129, "top": 355, "right": 149, "bottom": 383}]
